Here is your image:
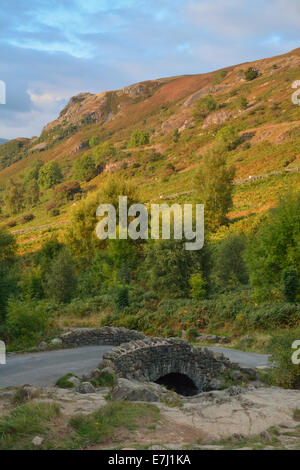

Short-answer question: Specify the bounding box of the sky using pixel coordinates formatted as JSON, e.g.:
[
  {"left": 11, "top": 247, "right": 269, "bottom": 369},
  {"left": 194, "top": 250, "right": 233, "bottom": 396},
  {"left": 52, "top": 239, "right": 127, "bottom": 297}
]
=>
[{"left": 0, "top": 0, "right": 300, "bottom": 139}]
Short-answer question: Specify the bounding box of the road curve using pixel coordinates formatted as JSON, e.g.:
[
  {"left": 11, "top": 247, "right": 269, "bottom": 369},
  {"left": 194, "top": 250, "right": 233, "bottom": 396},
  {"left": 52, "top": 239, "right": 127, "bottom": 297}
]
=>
[
  {"left": 0, "top": 345, "right": 270, "bottom": 388},
  {"left": 0, "top": 346, "right": 113, "bottom": 388}
]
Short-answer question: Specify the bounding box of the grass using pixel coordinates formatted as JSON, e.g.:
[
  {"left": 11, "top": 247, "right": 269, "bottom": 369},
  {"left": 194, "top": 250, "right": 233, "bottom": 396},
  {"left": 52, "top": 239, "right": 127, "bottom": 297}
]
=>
[
  {"left": 0, "top": 402, "right": 60, "bottom": 450},
  {"left": 59, "top": 401, "right": 160, "bottom": 450},
  {"left": 0, "top": 400, "right": 160, "bottom": 450},
  {"left": 55, "top": 373, "right": 78, "bottom": 389}
]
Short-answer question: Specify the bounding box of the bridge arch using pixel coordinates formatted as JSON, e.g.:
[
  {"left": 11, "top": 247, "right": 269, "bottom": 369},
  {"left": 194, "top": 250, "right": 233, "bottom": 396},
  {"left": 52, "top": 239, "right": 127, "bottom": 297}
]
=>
[{"left": 101, "top": 337, "right": 234, "bottom": 393}]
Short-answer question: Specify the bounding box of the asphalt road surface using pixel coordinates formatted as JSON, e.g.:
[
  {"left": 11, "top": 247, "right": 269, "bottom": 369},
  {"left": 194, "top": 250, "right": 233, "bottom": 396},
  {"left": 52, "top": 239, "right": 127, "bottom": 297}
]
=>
[{"left": 0, "top": 346, "right": 270, "bottom": 388}]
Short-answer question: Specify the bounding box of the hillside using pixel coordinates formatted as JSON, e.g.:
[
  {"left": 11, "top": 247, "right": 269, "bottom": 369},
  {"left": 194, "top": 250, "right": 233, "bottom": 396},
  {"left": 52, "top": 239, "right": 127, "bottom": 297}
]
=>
[
  {"left": 1, "top": 46, "right": 300, "bottom": 251},
  {"left": 0, "top": 138, "right": 9, "bottom": 146}
]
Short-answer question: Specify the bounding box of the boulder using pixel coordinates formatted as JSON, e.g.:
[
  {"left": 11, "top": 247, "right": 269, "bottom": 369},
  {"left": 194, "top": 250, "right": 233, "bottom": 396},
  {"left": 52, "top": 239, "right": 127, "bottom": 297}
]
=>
[
  {"left": 32, "top": 436, "right": 44, "bottom": 447},
  {"left": 51, "top": 338, "right": 63, "bottom": 347},
  {"left": 76, "top": 382, "right": 96, "bottom": 394},
  {"left": 38, "top": 341, "right": 48, "bottom": 350},
  {"left": 112, "top": 379, "right": 160, "bottom": 402},
  {"left": 17, "top": 384, "right": 39, "bottom": 401},
  {"left": 67, "top": 376, "right": 81, "bottom": 387}
]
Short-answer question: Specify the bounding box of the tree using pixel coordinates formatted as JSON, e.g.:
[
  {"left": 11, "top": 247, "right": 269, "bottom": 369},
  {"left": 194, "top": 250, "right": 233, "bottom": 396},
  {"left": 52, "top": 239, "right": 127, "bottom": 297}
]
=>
[
  {"left": 194, "top": 151, "right": 235, "bottom": 231},
  {"left": 94, "top": 142, "right": 116, "bottom": 166},
  {"left": 128, "top": 130, "right": 150, "bottom": 148},
  {"left": 144, "top": 239, "right": 204, "bottom": 298},
  {"left": 44, "top": 248, "right": 77, "bottom": 303},
  {"left": 25, "top": 179, "right": 40, "bottom": 207},
  {"left": 245, "top": 193, "right": 300, "bottom": 300},
  {"left": 245, "top": 67, "right": 259, "bottom": 81},
  {"left": 0, "top": 227, "right": 16, "bottom": 264},
  {"left": 215, "top": 125, "right": 241, "bottom": 152},
  {"left": 65, "top": 176, "right": 139, "bottom": 263},
  {"left": 73, "top": 153, "right": 96, "bottom": 182},
  {"left": 38, "top": 161, "right": 63, "bottom": 189},
  {"left": 24, "top": 160, "right": 44, "bottom": 184},
  {"left": 4, "top": 179, "right": 25, "bottom": 214},
  {"left": 214, "top": 233, "right": 248, "bottom": 287},
  {"left": 281, "top": 268, "right": 299, "bottom": 303}
]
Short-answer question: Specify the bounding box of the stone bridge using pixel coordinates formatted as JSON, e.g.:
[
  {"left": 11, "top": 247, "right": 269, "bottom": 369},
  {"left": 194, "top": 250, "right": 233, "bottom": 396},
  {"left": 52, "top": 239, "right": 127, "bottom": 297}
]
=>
[
  {"left": 60, "top": 327, "right": 245, "bottom": 394},
  {"left": 99, "top": 336, "right": 236, "bottom": 393}
]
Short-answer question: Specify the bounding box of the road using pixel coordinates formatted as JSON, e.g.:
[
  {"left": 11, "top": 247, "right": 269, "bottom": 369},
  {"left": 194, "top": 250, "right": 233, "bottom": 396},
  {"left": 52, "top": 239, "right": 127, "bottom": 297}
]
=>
[{"left": 0, "top": 346, "right": 270, "bottom": 388}]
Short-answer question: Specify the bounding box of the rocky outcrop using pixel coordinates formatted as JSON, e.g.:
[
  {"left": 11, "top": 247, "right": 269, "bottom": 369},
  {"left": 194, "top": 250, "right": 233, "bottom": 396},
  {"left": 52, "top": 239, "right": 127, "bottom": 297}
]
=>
[{"left": 60, "top": 327, "right": 146, "bottom": 348}]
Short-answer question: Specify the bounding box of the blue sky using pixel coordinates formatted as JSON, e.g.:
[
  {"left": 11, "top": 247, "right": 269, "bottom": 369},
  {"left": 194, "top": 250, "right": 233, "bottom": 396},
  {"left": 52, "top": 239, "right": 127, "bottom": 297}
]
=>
[{"left": 0, "top": 0, "right": 300, "bottom": 139}]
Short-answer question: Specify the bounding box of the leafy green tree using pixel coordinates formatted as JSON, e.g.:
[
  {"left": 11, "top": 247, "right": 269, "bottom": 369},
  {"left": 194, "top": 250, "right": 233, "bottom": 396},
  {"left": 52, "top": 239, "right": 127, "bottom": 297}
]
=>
[
  {"left": 38, "top": 161, "right": 63, "bottom": 189},
  {"left": 128, "top": 130, "right": 150, "bottom": 148},
  {"left": 4, "top": 179, "right": 25, "bottom": 214},
  {"left": 24, "top": 160, "right": 44, "bottom": 184},
  {"left": 0, "top": 227, "right": 16, "bottom": 263},
  {"left": 73, "top": 153, "right": 96, "bottom": 182},
  {"left": 25, "top": 179, "right": 40, "bottom": 207},
  {"left": 44, "top": 248, "right": 77, "bottom": 303},
  {"left": 65, "top": 176, "right": 139, "bottom": 263},
  {"left": 214, "top": 233, "right": 248, "bottom": 287},
  {"left": 94, "top": 142, "right": 116, "bottom": 166},
  {"left": 194, "top": 151, "right": 235, "bottom": 231},
  {"left": 215, "top": 125, "right": 241, "bottom": 152},
  {"left": 144, "top": 239, "right": 204, "bottom": 298},
  {"left": 281, "top": 268, "right": 299, "bottom": 303},
  {"left": 245, "top": 193, "right": 300, "bottom": 300}
]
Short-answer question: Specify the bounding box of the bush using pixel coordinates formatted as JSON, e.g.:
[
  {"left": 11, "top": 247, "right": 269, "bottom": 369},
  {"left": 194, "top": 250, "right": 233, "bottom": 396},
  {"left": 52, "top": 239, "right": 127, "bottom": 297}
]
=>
[
  {"left": 6, "top": 300, "right": 51, "bottom": 346},
  {"left": 73, "top": 153, "right": 96, "bottom": 182},
  {"left": 21, "top": 213, "right": 35, "bottom": 224},
  {"left": 189, "top": 273, "right": 206, "bottom": 300},
  {"left": 267, "top": 328, "right": 300, "bottom": 389},
  {"left": 245, "top": 67, "right": 259, "bottom": 81},
  {"left": 128, "top": 130, "right": 149, "bottom": 148},
  {"left": 89, "top": 136, "right": 99, "bottom": 148},
  {"left": 215, "top": 125, "right": 241, "bottom": 152},
  {"left": 56, "top": 181, "right": 81, "bottom": 200}
]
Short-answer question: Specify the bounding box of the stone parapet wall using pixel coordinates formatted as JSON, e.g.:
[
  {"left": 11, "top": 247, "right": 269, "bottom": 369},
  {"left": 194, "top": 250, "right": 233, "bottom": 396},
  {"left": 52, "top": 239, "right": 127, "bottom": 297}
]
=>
[{"left": 60, "top": 327, "right": 146, "bottom": 347}]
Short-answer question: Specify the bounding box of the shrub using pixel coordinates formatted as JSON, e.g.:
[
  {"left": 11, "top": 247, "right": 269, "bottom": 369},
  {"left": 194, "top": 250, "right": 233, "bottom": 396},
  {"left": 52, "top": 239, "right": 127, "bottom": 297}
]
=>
[
  {"left": 245, "top": 67, "right": 259, "bottom": 81},
  {"left": 215, "top": 125, "right": 241, "bottom": 152},
  {"left": 56, "top": 374, "right": 79, "bottom": 389},
  {"left": 89, "top": 136, "right": 99, "bottom": 148},
  {"left": 6, "top": 300, "right": 51, "bottom": 346},
  {"left": 21, "top": 213, "right": 35, "bottom": 224},
  {"left": 267, "top": 328, "right": 300, "bottom": 389},
  {"left": 128, "top": 130, "right": 150, "bottom": 148},
  {"left": 57, "top": 181, "right": 81, "bottom": 200},
  {"left": 189, "top": 273, "right": 206, "bottom": 300},
  {"left": 186, "top": 327, "right": 199, "bottom": 341},
  {"left": 113, "top": 285, "right": 129, "bottom": 310},
  {"left": 73, "top": 153, "right": 96, "bottom": 182}
]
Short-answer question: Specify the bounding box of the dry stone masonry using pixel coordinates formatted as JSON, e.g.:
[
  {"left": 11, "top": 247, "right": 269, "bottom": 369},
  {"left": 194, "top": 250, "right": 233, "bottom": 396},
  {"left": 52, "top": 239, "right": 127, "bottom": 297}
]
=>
[
  {"left": 60, "top": 327, "right": 146, "bottom": 347},
  {"left": 99, "top": 336, "right": 240, "bottom": 393}
]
